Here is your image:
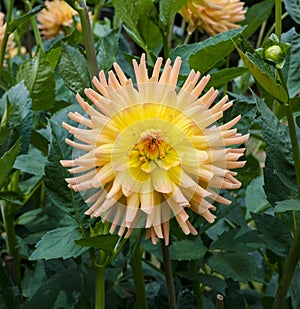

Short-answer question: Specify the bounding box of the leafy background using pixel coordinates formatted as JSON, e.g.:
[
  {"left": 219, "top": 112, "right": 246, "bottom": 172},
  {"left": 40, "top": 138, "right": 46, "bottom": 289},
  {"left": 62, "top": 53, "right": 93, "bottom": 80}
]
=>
[{"left": 0, "top": 0, "right": 300, "bottom": 308}]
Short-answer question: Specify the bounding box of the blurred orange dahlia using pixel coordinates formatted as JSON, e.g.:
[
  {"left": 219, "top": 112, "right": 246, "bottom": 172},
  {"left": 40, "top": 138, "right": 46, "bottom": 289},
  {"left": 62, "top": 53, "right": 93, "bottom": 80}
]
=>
[
  {"left": 37, "top": 0, "right": 77, "bottom": 39},
  {"left": 180, "top": 0, "right": 246, "bottom": 36},
  {"left": 61, "top": 55, "right": 249, "bottom": 245}
]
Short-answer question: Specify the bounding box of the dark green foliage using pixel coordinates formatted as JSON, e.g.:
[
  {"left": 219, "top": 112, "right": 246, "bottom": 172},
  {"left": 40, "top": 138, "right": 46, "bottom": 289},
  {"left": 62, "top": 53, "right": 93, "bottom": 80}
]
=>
[{"left": 0, "top": 1, "right": 299, "bottom": 308}]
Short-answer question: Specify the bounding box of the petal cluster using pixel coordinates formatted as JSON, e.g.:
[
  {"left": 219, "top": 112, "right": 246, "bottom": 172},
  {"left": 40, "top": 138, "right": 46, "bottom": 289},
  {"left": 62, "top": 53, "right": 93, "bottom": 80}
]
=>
[
  {"left": 61, "top": 55, "right": 249, "bottom": 245},
  {"left": 180, "top": 0, "right": 246, "bottom": 36},
  {"left": 37, "top": 0, "right": 77, "bottom": 39}
]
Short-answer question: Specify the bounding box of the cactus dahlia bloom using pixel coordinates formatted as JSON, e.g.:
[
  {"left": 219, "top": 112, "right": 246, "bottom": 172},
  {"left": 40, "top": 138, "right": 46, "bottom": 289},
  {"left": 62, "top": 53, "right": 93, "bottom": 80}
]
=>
[
  {"left": 37, "top": 0, "right": 77, "bottom": 39},
  {"left": 61, "top": 55, "right": 249, "bottom": 245},
  {"left": 180, "top": 0, "right": 246, "bottom": 36}
]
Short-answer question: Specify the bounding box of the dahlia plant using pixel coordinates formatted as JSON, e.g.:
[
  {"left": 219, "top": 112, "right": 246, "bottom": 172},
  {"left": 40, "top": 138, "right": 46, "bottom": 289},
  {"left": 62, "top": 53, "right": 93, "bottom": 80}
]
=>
[{"left": 0, "top": 1, "right": 299, "bottom": 309}]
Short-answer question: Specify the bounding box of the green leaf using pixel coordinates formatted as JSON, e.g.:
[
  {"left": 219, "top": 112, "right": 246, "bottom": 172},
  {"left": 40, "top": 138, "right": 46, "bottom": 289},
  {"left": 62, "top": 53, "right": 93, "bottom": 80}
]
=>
[
  {"left": 111, "top": 0, "right": 144, "bottom": 47},
  {"left": 23, "top": 264, "right": 84, "bottom": 309},
  {"left": 240, "top": 0, "right": 274, "bottom": 38},
  {"left": 282, "top": 28, "right": 300, "bottom": 98},
  {"left": 0, "top": 262, "right": 21, "bottom": 308},
  {"left": 0, "top": 81, "right": 33, "bottom": 154},
  {"left": 22, "top": 261, "right": 47, "bottom": 299},
  {"left": 96, "top": 28, "right": 120, "bottom": 73},
  {"left": 284, "top": 0, "right": 300, "bottom": 24},
  {"left": 245, "top": 176, "right": 270, "bottom": 219},
  {"left": 254, "top": 93, "right": 297, "bottom": 204},
  {"left": 112, "top": 0, "right": 163, "bottom": 55},
  {"left": 58, "top": 43, "right": 90, "bottom": 94},
  {"left": 0, "top": 191, "right": 23, "bottom": 205},
  {"left": 210, "top": 228, "right": 265, "bottom": 252},
  {"left": 252, "top": 213, "right": 292, "bottom": 257},
  {"left": 16, "top": 51, "right": 55, "bottom": 111},
  {"left": 75, "top": 234, "right": 120, "bottom": 254},
  {"left": 206, "top": 67, "right": 247, "bottom": 89},
  {"left": 170, "top": 27, "right": 246, "bottom": 75},
  {"left": 169, "top": 239, "right": 207, "bottom": 261},
  {"left": 274, "top": 199, "right": 300, "bottom": 212},
  {"left": 44, "top": 105, "right": 88, "bottom": 222},
  {"left": 29, "top": 226, "right": 88, "bottom": 260},
  {"left": 46, "top": 46, "right": 62, "bottom": 71},
  {"left": 189, "top": 27, "right": 246, "bottom": 74},
  {"left": 16, "top": 207, "right": 75, "bottom": 233},
  {"left": 208, "top": 252, "right": 256, "bottom": 282},
  {"left": 0, "top": 138, "right": 20, "bottom": 189},
  {"left": 7, "top": 5, "right": 44, "bottom": 33},
  {"left": 159, "top": 0, "right": 187, "bottom": 26},
  {"left": 14, "top": 147, "right": 46, "bottom": 176},
  {"left": 236, "top": 47, "right": 288, "bottom": 103},
  {"left": 224, "top": 92, "right": 257, "bottom": 135},
  {"left": 178, "top": 272, "right": 226, "bottom": 294}
]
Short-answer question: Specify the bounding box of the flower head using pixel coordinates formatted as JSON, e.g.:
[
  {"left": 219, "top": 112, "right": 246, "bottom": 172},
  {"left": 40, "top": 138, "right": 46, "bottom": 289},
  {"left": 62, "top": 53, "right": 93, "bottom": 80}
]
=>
[
  {"left": 61, "top": 55, "right": 249, "bottom": 245},
  {"left": 37, "top": 0, "right": 77, "bottom": 39},
  {"left": 180, "top": 0, "right": 246, "bottom": 36}
]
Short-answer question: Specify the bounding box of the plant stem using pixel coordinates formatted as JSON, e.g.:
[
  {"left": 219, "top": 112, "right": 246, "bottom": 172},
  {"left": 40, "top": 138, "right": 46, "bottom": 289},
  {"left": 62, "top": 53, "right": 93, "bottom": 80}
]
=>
[
  {"left": 0, "top": 201, "right": 21, "bottom": 290},
  {"left": 131, "top": 244, "right": 148, "bottom": 309},
  {"left": 190, "top": 260, "right": 203, "bottom": 309},
  {"left": 23, "top": 0, "right": 44, "bottom": 52},
  {"left": 275, "top": 0, "right": 282, "bottom": 42},
  {"left": 272, "top": 222, "right": 300, "bottom": 309},
  {"left": 284, "top": 104, "right": 300, "bottom": 198},
  {"left": 0, "top": 0, "right": 14, "bottom": 78},
  {"left": 92, "top": 0, "right": 104, "bottom": 31},
  {"left": 216, "top": 294, "right": 224, "bottom": 309},
  {"left": 95, "top": 265, "right": 105, "bottom": 309},
  {"left": 77, "top": 0, "right": 98, "bottom": 79},
  {"left": 272, "top": 71, "right": 300, "bottom": 309},
  {"left": 161, "top": 241, "right": 176, "bottom": 309}
]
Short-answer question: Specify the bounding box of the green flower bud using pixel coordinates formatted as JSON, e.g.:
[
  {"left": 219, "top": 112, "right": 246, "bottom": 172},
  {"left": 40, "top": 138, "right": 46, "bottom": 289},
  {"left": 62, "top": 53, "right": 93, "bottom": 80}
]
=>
[{"left": 264, "top": 45, "right": 284, "bottom": 63}]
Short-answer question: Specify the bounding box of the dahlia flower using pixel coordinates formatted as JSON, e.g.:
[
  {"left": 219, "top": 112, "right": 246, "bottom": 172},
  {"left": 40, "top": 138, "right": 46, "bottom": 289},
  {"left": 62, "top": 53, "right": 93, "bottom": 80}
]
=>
[
  {"left": 37, "top": 0, "right": 77, "bottom": 39},
  {"left": 61, "top": 55, "right": 249, "bottom": 245},
  {"left": 180, "top": 0, "right": 246, "bottom": 36}
]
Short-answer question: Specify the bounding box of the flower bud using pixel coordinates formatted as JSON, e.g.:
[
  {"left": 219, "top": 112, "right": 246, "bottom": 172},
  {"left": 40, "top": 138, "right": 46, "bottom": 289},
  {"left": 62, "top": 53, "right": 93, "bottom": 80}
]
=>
[{"left": 264, "top": 45, "right": 284, "bottom": 63}]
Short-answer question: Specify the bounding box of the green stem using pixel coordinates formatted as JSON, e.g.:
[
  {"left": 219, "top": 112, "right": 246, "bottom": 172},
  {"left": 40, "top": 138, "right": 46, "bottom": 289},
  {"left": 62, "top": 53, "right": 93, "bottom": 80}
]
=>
[
  {"left": 277, "top": 70, "right": 300, "bottom": 197},
  {"left": 77, "top": 0, "right": 99, "bottom": 79},
  {"left": 95, "top": 265, "right": 105, "bottom": 309},
  {"left": 0, "top": 201, "right": 21, "bottom": 290},
  {"left": 272, "top": 71, "right": 300, "bottom": 309},
  {"left": 92, "top": 0, "right": 104, "bottom": 32},
  {"left": 272, "top": 223, "right": 300, "bottom": 309},
  {"left": 23, "top": 0, "right": 44, "bottom": 52},
  {"left": 161, "top": 241, "right": 176, "bottom": 309},
  {"left": 256, "top": 21, "right": 267, "bottom": 48},
  {"left": 0, "top": 0, "right": 14, "bottom": 78},
  {"left": 131, "top": 244, "right": 148, "bottom": 309},
  {"left": 275, "top": 0, "right": 282, "bottom": 43},
  {"left": 190, "top": 260, "right": 203, "bottom": 309},
  {"left": 285, "top": 104, "right": 300, "bottom": 197},
  {"left": 93, "top": 237, "right": 127, "bottom": 309}
]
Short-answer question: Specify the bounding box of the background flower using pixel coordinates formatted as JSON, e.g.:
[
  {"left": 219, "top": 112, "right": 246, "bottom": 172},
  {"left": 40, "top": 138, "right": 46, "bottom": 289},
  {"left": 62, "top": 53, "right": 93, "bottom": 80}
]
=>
[
  {"left": 61, "top": 55, "right": 249, "bottom": 245},
  {"left": 180, "top": 0, "right": 246, "bottom": 36},
  {"left": 37, "top": 0, "right": 77, "bottom": 39}
]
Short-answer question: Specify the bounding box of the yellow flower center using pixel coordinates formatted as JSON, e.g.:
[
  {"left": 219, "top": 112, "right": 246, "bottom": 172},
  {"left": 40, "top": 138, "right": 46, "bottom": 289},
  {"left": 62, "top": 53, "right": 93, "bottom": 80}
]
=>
[{"left": 134, "top": 129, "right": 169, "bottom": 161}]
